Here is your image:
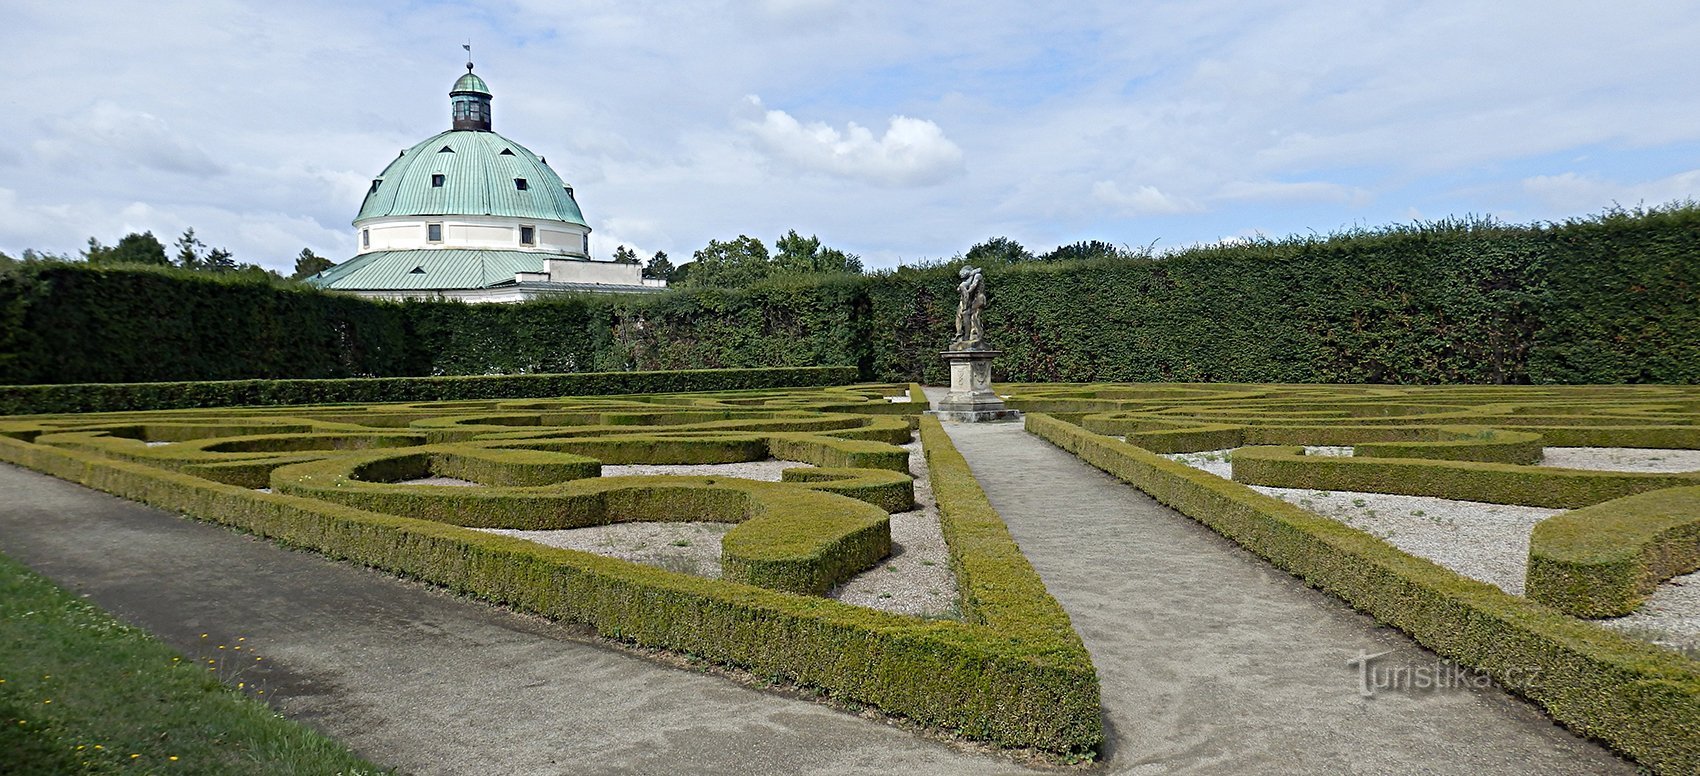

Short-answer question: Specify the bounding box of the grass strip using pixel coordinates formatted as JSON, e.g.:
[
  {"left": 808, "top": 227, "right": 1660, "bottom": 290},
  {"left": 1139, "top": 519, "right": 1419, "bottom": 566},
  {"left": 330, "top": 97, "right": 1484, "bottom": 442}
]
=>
[{"left": 0, "top": 550, "right": 386, "bottom": 775}]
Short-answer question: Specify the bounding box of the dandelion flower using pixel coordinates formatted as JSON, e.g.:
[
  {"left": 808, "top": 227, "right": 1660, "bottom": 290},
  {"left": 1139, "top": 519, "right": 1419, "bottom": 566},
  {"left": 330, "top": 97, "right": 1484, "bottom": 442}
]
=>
[{"left": 169, "top": 756, "right": 179, "bottom": 761}]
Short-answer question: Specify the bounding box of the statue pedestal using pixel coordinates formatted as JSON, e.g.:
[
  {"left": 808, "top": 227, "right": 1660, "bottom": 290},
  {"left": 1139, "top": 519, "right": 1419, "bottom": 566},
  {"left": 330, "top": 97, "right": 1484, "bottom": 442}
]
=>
[{"left": 933, "top": 349, "right": 1021, "bottom": 422}]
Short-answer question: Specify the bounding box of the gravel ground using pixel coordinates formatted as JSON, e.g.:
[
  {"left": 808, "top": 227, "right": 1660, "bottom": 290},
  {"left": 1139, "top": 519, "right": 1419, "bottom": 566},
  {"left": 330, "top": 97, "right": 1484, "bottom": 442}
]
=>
[
  {"left": 1598, "top": 570, "right": 1700, "bottom": 656},
  {"left": 457, "top": 446, "right": 959, "bottom": 619},
  {"left": 601, "top": 460, "right": 807, "bottom": 480},
  {"left": 477, "top": 521, "right": 733, "bottom": 578},
  {"left": 399, "top": 476, "right": 479, "bottom": 486},
  {"left": 827, "top": 437, "right": 957, "bottom": 619},
  {"left": 1541, "top": 447, "right": 1700, "bottom": 473},
  {"left": 1162, "top": 446, "right": 1700, "bottom": 653}
]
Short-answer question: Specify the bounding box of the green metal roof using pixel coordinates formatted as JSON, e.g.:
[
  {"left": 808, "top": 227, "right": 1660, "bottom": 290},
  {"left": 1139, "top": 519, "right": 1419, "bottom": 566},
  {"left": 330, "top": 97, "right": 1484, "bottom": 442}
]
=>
[
  {"left": 307, "top": 249, "right": 552, "bottom": 290},
  {"left": 355, "top": 130, "right": 587, "bottom": 226},
  {"left": 452, "top": 71, "right": 490, "bottom": 95}
]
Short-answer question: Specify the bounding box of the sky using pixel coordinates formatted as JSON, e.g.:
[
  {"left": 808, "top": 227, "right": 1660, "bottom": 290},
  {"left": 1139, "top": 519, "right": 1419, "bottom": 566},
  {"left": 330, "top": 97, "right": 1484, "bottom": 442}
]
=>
[{"left": 3, "top": 0, "right": 1698, "bottom": 273}]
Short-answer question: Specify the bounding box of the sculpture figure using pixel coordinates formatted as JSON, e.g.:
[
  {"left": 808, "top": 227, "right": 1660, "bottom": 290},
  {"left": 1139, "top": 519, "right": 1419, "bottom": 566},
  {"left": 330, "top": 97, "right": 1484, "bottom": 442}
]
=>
[{"left": 953, "top": 265, "right": 987, "bottom": 349}]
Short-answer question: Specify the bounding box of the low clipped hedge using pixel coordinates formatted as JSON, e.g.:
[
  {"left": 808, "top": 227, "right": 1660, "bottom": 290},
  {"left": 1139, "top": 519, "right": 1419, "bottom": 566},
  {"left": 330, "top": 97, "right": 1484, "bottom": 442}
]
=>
[
  {"left": 271, "top": 446, "right": 894, "bottom": 596},
  {"left": 1230, "top": 444, "right": 1700, "bottom": 508},
  {"left": 1027, "top": 412, "right": 1700, "bottom": 773},
  {"left": 1351, "top": 427, "right": 1544, "bottom": 465},
  {"left": 918, "top": 417, "right": 1102, "bottom": 687},
  {"left": 0, "top": 366, "right": 859, "bottom": 415},
  {"left": 0, "top": 402, "right": 1103, "bottom": 754},
  {"left": 1527, "top": 486, "right": 1700, "bottom": 617}
]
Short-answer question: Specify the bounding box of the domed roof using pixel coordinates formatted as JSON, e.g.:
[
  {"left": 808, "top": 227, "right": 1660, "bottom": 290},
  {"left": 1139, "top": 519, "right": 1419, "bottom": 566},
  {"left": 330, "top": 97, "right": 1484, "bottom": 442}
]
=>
[
  {"left": 355, "top": 130, "right": 587, "bottom": 226},
  {"left": 451, "top": 71, "right": 490, "bottom": 95}
]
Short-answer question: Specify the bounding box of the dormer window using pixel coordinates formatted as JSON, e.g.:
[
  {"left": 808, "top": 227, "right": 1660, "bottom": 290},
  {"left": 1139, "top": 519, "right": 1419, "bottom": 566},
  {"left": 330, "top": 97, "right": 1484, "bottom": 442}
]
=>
[
  {"left": 427, "top": 223, "right": 442, "bottom": 242},
  {"left": 431, "top": 174, "right": 445, "bottom": 188},
  {"left": 514, "top": 178, "right": 529, "bottom": 191},
  {"left": 409, "top": 266, "right": 426, "bottom": 274},
  {"left": 520, "top": 225, "right": 536, "bottom": 246},
  {"left": 369, "top": 179, "right": 381, "bottom": 194},
  {"left": 499, "top": 148, "right": 515, "bottom": 156},
  {"left": 438, "top": 145, "right": 454, "bottom": 153}
]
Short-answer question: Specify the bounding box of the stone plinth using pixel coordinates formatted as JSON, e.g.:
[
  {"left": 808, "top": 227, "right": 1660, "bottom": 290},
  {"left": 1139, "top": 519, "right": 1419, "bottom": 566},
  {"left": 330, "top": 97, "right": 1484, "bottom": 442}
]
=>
[{"left": 933, "top": 349, "right": 1021, "bottom": 422}]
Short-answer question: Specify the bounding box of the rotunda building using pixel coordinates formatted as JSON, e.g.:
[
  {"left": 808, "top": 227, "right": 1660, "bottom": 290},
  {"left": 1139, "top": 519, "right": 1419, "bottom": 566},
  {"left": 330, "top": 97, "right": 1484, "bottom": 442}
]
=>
[{"left": 308, "top": 64, "right": 655, "bottom": 301}]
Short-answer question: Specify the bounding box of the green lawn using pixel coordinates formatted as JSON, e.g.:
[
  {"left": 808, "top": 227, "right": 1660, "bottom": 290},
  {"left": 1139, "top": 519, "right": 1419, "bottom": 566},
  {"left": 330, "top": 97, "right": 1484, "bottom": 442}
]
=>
[{"left": 0, "top": 551, "right": 387, "bottom": 775}]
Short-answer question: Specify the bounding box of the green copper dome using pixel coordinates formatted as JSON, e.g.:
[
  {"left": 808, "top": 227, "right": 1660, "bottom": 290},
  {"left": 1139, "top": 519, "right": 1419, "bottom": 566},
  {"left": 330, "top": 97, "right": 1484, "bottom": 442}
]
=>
[
  {"left": 452, "top": 71, "right": 490, "bottom": 95},
  {"left": 355, "top": 130, "right": 587, "bottom": 226}
]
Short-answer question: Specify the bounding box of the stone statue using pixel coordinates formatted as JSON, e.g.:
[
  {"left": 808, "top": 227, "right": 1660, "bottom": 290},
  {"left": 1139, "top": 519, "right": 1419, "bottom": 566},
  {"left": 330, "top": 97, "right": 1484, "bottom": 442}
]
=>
[{"left": 952, "top": 265, "right": 987, "bottom": 350}]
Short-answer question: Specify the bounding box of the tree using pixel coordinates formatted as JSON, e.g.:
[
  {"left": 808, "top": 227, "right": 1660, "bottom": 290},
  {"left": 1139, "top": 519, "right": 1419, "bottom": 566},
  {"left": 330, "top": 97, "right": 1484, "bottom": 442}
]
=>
[
  {"left": 611, "top": 245, "right": 639, "bottom": 265},
  {"left": 1039, "top": 240, "right": 1123, "bottom": 263},
  {"left": 174, "top": 229, "right": 207, "bottom": 270},
  {"left": 643, "top": 250, "right": 674, "bottom": 281},
  {"left": 0, "top": 250, "right": 13, "bottom": 270},
  {"left": 85, "top": 232, "right": 169, "bottom": 266},
  {"left": 686, "top": 235, "right": 771, "bottom": 288},
  {"left": 167, "top": 228, "right": 239, "bottom": 273},
  {"left": 291, "top": 248, "right": 336, "bottom": 280},
  {"left": 203, "top": 247, "right": 237, "bottom": 273},
  {"left": 962, "top": 236, "right": 1032, "bottom": 266},
  {"left": 773, "top": 230, "right": 863, "bottom": 275}
]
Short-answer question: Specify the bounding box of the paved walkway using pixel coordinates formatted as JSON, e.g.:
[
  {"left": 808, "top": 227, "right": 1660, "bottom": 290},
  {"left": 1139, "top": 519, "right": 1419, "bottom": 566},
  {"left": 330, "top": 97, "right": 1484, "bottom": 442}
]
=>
[
  {"left": 0, "top": 464, "right": 1018, "bottom": 776},
  {"left": 938, "top": 418, "right": 1632, "bottom": 774}
]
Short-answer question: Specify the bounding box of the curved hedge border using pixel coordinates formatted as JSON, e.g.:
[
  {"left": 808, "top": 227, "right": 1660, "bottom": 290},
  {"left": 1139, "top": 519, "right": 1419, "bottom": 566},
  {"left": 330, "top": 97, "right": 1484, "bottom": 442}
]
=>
[
  {"left": 1230, "top": 444, "right": 1700, "bottom": 509},
  {"left": 0, "top": 387, "right": 1102, "bottom": 754},
  {"left": 0, "top": 366, "right": 859, "bottom": 415},
  {"left": 1026, "top": 412, "right": 1700, "bottom": 773},
  {"left": 1527, "top": 486, "right": 1700, "bottom": 618},
  {"left": 273, "top": 449, "right": 893, "bottom": 596}
]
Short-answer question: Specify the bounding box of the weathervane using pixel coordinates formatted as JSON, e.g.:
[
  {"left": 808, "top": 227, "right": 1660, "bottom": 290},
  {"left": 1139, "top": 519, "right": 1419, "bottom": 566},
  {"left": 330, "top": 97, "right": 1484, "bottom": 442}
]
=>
[{"left": 463, "top": 42, "right": 473, "bottom": 71}]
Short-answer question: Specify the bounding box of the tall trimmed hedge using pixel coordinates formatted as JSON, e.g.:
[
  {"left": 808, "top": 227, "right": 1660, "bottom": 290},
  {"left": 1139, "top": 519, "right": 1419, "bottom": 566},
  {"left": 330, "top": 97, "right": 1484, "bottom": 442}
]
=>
[{"left": 3, "top": 205, "right": 1696, "bottom": 386}]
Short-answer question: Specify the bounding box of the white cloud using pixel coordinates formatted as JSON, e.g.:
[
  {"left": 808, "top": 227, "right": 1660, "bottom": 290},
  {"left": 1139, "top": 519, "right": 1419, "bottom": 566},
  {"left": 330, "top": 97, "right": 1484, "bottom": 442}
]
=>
[
  {"left": 1215, "top": 180, "right": 1369, "bottom": 206},
  {"left": 740, "top": 96, "right": 964, "bottom": 187},
  {"left": 34, "top": 101, "right": 223, "bottom": 177},
  {"left": 1090, "top": 181, "right": 1200, "bottom": 215},
  {"left": 1522, "top": 170, "right": 1700, "bottom": 213}
]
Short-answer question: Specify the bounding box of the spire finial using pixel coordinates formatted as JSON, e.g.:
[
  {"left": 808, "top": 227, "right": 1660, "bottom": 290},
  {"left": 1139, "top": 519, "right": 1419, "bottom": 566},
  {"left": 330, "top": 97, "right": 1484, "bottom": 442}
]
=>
[{"left": 463, "top": 42, "right": 473, "bottom": 72}]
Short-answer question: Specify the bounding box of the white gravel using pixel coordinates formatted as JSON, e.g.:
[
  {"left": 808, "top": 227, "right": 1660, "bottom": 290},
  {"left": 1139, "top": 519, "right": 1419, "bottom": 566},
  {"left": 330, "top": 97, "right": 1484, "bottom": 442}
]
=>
[
  {"left": 1540, "top": 447, "right": 1700, "bottom": 473},
  {"left": 1245, "top": 486, "right": 1559, "bottom": 595},
  {"left": 600, "top": 460, "right": 809, "bottom": 481},
  {"left": 449, "top": 446, "right": 961, "bottom": 619},
  {"left": 828, "top": 436, "right": 958, "bottom": 619},
  {"left": 1161, "top": 445, "right": 1700, "bottom": 653},
  {"left": 476, "top": 522, "right": 731, "bottom": 578},
  {"left": 399, "top": 476, "right": 480, "bottom": 487},
  {"left": 1598, "top": 570, "right": 1700, "bottom": 658}
]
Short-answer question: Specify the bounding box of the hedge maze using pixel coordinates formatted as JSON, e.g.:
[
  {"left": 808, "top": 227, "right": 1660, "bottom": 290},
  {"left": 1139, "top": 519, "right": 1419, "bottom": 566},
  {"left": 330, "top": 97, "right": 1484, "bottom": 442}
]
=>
[
  {"left": 1013, "top": 383, "right": 1700, "bottom": 772},
  {"left": 0, "top": 382, "right": 1102, "bottom": 755}
]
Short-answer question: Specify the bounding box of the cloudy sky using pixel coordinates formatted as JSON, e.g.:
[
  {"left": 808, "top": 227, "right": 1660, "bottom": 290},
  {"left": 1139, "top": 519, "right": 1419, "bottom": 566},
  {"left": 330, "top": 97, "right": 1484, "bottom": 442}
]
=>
[{"left": 3, "top": 1, "right": 1698, "bottom": 272}]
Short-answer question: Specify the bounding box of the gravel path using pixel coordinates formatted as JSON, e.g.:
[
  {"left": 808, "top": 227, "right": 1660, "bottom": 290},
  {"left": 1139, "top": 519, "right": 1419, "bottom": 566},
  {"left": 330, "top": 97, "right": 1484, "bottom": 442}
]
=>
[{"left": 942, "top": 420, "right": 1631, "bottom": 774}]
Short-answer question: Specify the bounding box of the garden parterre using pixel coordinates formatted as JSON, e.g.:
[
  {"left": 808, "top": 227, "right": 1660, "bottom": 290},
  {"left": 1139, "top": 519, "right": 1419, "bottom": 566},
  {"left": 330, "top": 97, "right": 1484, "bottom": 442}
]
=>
[
  {"left": 0, "top": 382, "right": 1101, "bottom": 755},
  {"left": 1010, "top": 383, "right": 1700, "bottom": 773}
]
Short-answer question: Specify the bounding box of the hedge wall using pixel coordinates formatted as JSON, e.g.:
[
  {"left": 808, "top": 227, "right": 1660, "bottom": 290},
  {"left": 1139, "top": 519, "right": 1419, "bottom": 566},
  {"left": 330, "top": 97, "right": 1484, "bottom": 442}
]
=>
[
  {"left": 3, "top": 205, "right": 1695, "bottom": 386},
  {"left": 0, "top": 366, "right": 859, "bottom": 415}
]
